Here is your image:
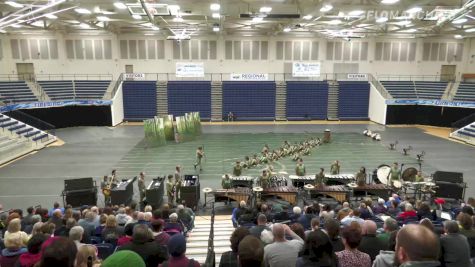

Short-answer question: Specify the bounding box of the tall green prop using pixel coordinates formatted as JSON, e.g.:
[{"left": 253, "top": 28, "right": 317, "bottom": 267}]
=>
[
  {"left": 143, "top": 117, "right": 166, "bottom": 147},
  {"left": 163, "top": 115, "right": 175, "bottom": 141}
]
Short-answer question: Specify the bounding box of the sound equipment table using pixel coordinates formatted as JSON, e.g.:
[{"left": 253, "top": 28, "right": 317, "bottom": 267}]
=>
[
  {"left": 111, "top": 177, "right": 136, "bottom": 205},
  {"left": 146, "top": 177, "right": 165, "bottom": 209}
]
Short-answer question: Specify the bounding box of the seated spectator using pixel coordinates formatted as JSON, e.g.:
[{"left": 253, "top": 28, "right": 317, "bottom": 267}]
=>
[
  {"left": 0, "top": 234, "right": 27, "bottom": 267},
  {"left": 24, "top": 215, "right": 41, "bottom": 235},
  {"left": 304, "top": 217, "right": 323, "bottom": 237},
  {"left": 164, "top": 213, "right": 184, "bottom": 233},
  {"left": 18, "top": 234, "right": 47, "bottom": 267},
  {"left": 55, "top": 218, "right": 77, "bottom": 237},
  {"left": 291, "top": 207, "right": 302, "bottom": 223},
  {"left": 249, "top": 214, "right": 270, "bottom": 238},
  {"left": 101, "top": 250, "right": 145, "bottom": 267},
  {"left": 336, "top": 226, "right": 371, "bottom": 267},
  {"left": 159, "top": 234, "right": 199, "bottom": 267},
  {"left": 78, "top": 211, "right": 95, "bottom": 243},
  {"left": 48, "top": 202, "right": 65, "bottom": 217},
  {"left": 102, "top": 214, "right": 123, "bottom": 244},
  {"left": 260, "top": 204, "right": 273, "bottom": 223},
  {"left": 238, "top": 208, "right": 255, "bottom": 226},
  {"left": 117, "top": 223, "right": 134, "bottom": 246},
  {"left": 457, "top": 213, "right": 475, "bottom": 239},
  {"left": 94, "top": 214, "right": 108, "bottom": 237},
  {"left": 238, "top": 235, "right": 264, "bottom": 267},
  {"left": 69, "top": 225, "right": 85, "bottom": 248},
  {"left": 48, "top": 209, "right": 64, "bottom": 230},
  {"left": 377, "top": 217, "right": 398, "bottom": 249},
  {"left": 297, "top": 206, "right": 315, "bottom": 230},
  {"left": 395, "top": 224, "right": 440, "bottom": 267},
  {"left": 117, "top": 224, "right": 168, "bottom": 267},
  {"left": 220, "top": 227, "right": 250, "bottom": 267},
  {"left": 372, "top": 230, "right": 398, "bottom": 267},
  {"left": 397, "top": 203, "right": 417, "bottom": 222},
  {"left": 319, "top": 204, "right": 335, "bottom": 223},
  {"left": 358, "top": 220, "right": 386, "bottom": 262},
  {"left": 22, "top": 207, "right": 35, "bottom": 230},
  {"left": 177, "top": 205, "right": 193, "bottom": 231},
  {"left": 325, "top": 218, "right": 344, "bottom": 252},
  {"left": 75, "top": 244, "right": 101, "bottom": 267},
  {"left": 116, "top": 208, "right": 131, "bottom": 226},
  {"left": 386, "top": 200, "right": 400, "bottom": 217},
  {"left": 417, "top": 202, "right": 434, "bottom": 220},
  {"left": 40, "top": 222, "right": 55, "bottom": 237},
  {"left": 440, "top": 220, "right": 473, "bottom": 267},
  {"left": 161, "top": 204, "right": 171, "bottom": 220},
  {"left": 36, "top": 237, "right": 77, "bottom": 267},
  {"left": 29, "top": 221, "right": 43, "bottom": 238},
  {"left": 337, "top": 202, "right": 353, "bottom": 221},
  {"left": 296, "top": 230, "right": 338, "bottom": 267},
  {"left": 372, "top": 198, "right": 387, "bottom": 214},
  {"left": 274, "top": 205, "right": 291, "bottom": 222},
  {"left": 264, "top": 223, "right": 304, "bottom": 267},
  {"left": 341, "top": 210, "right": 364, "bottom": 227},
  {"left": 4, "top": 218, "right": 29, "bottom": 246},
  {"left": 290, "top": 223, "right": 306, "bottom": 241},
  {"left": 358, "top": 203, "right": 373, "bottom": 220},
  {"left": 151, "top": 219, "right": 170, "bottom": 246}
]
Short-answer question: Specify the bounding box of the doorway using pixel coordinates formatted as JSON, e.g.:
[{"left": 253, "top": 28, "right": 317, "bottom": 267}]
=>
[
  {"left": 440, "top": 65, "right": 456, "bottom": 82},
  {"left": 16, "top": 63, "right": 35, "bottom": 81}
]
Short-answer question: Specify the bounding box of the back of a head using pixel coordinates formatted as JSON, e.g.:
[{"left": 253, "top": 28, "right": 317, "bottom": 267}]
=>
[
  {"left": 384, "top": 218, "right": 398, "bottom": 232},
  {"left": 101, "top": 250, "right": 145, "bottom": 267},
  {"left": 396, "top": 224, "right": 439, "bottom": 262},
  {"left": 325, "top": 219, "right": 341, "bottom": 239},
  {"left": 151, "top": 219, "right": 164, "bottom": 232},
  {"left": 363, "top": 220, "right": 377, "bottom": 235},
  {"left": 457, "top": 212, "right": 474, "bottom": 230},
  {"left": 69, "top": 226, "right": 84, "bottom": 241},
  {"left": 133, "top": 224, "right": 152, "bottom": 244},
  {"left": 311, "top": 217, "right": 320, "bottom": 229},
  {"left": 238, "top": 235, "right": 264, "bottom": 267},
  {"left": 76, "top": 244, "right": 98, "bottom": 267},
  {"left": 419, "top": 218, "right": 435, "bottom": 232},
  {"left": 169, "top": 212, "right": 178, "bottom": 222},
  {"left": 230, "top": 227, "right": 250, "bottom": 253},
  {"left": 444, "top": 220, "right": 459, "bottom": 234},
  {"left": 39, "top": 237, "right": 78, "bottom": 267},
  {"left": 341, "top": 226, "right": 362, "bottom": 249},
  {"left": 272, "top": 223, "right": 285, "bottom": 239},
  {"left": 239, "top": 201, "right": 246, "bottom": 208},
  {"left": 168, "top": 234, "right": 187, "bottom": 257},
  {"left": 293, "top": 206, "right": 302, "bottom": 215},
  {"left": 306, "top": 230, "right": 334, "bottom": 261},
  {"left": 7, "top": 218, "right": 21, "bottom": 233},
  {"left": 5, "top": 233, "right": 23, "bottom": 250},
  {"left": 257, "top": 214, "right": 267, "bottom": 225},
  {"left": 27, "top": 234, "right": 48, "bottom": 254}
]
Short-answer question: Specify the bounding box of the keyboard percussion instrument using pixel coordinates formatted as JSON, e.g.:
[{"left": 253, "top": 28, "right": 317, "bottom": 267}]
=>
[
  {"left": 207, "top": 187, "right": 252, "bottom": 204},
  {"left": 262, "top": 186, "right": 298, "bottom": 205},
  {"left": 309, "top": 185, "right": 351, "bottom": 203}
]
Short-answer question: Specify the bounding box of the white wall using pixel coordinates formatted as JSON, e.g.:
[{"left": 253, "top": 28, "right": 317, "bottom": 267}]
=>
[
  {"left": 368, "top": 83, "right": 387, "bottom": 125},
  {"left": 110, "top": 83, "right": 124, "bottom": 126}
]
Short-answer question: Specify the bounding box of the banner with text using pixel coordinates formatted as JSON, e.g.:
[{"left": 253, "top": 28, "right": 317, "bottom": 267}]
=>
[
  {"left": 176, "top": 62, "right": 205, "bottom": 77},
  {"left": 0, "top": 100, "right": 113, "bottom": 113},
  {"left": 347, "top": 74, "right": 368, "bottom": 80},
  {"left": 385, "top": 99, "right": 475, "bottom": 108},
  {"left": 230, "top": 73, "right": 269, "bottom": 81},
  {"left": 292, "top": 62, "right": 321, "bottom": 77},
  {"left": 124, "top": 73, "right": 145, "bottom": 80}
]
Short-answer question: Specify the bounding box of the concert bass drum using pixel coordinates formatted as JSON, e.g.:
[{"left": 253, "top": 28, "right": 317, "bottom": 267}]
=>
[
  {"left": 375, "top": 164, "right": 391, "bottom": 185},
  {"left": 402, "top": 167, "right": 418, "bottom": 182}
]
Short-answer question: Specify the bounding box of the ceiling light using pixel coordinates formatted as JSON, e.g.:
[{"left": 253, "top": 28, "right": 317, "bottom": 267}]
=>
[
  {"left": 376, "top": 17, "right": 388, "bottom": 23},
  {"left": 210, "top": 3, "right": 220, "bottom": 11},
  {"left": 381, "top": 0, "right": 400, "bottom": 4},
  {"left": 395, "top": 20, "right": 411, "bottom": 26},
  {"left": 132, "top": 14, "right": 142, "bottom": 20},
  {"left": 327, "top": 19, "right": 342, "bottom": 25},
  {"left": 454, "top": 34, "right": 463, "bottom": 39},
  {"left": 349, "top": 10, "right": 365, "bottom": 16},
  {"left": 283, "top": 27, "right": 291, "bottom": 32},
  {"left": 465, "top": 28, "right": 475, "bottom": 32},
  {"left": 303, "top": 15, "right": 313, "bottom": 20},
  {"left": 45, "top": 14, "right": 58, "bottom": 19},
  {"left": 75, "top": 8, "right": 91, "bottom": 14},
  {"left": 259, "top": 6, "right": 272, "bottom": 13},
  {"left": 320, "top": 4, "right": 333, "bottom": 13},
  {"left": 79, "top": 23, "right": 90, "bottom": 29},
  {"left": 406, "top": 7, "right": 422, "bottom": 14},
  {"left": 5, "top": 1, "right": 23, "bottom": 8},
  {"left": 151, "top": 26, "right": 159, "bottom": 31},
  {"left": 252, "top": 17, "right": 264, "bottom": 22},
  {"left": 213, "top": 25, "right": 220, "bottom": 32},
  {"left": 113, "top": 2, "right": 127, "bottom": 10},
  {"left": 453, "top": 18, "right": 468, "bottom": 24},
  {"left": 173, "top": 17, "right": 184, "bottom": 22},
  {"left": 97, "top": 16, "right": 110, "bottom": 21},
  {"left": 212, "top": 13, "right": 220, "bottom": 19},
  {"left": 11, "top": 24, "right": 22, "bottom": 28}
]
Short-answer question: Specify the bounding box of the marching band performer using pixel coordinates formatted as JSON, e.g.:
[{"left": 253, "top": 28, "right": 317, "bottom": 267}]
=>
[
  {"left": 222, "top": 174, "right": 232, "bottom": 189},
  {"left": 330, "top": 160, "right": 340, "bottom": 175},
  {"left": 233, "top": 161, "right": 243, "bottom": 176},
  {"left": 295, "top": 159, "right": 306, "bottom": 176},
  {"left": 259, "top": 169, "right": 271, "bottom": 189},
  {"left": 193, "top": 146, "right": 205, "bottom": 172},
  {"left": 356, "top": 167, "right": 366, "bottom": 186},
  {"left": 315, "top": 168, "right": 326, "bottom": 187},
  {"left": 174, "top": 165, "right": 183, "bottom": 201},
  {"left": 166, "top": 175, "right": 175, "bottom": 205},
  {"left": 390, "top": 162, "right": 401, "bottom": 186}
]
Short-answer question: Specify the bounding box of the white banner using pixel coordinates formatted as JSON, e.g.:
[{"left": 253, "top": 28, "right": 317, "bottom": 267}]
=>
[
  {"left": 124, "top": 73, "right": 145, "bottom": 80},
  {"left": 347, "top": 73, "right": 368, "bottom": 80},
  {"left": 176, "top": 62, "right": 204, "bottom": 77},
  {"left": 230, "top": 73, "right": 269, "bottom": 81},
  {"left": 292, "top": 62, "right": 321, "bottom": 77}
]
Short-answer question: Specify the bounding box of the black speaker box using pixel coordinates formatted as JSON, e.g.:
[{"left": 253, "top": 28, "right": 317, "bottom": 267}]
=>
[
  {"left": 64, "top": 178, "right": 94, "bottom": 191},
  {"left": 65, "top": 189, "right": 97, "bottom": 207},
  {"left": 433, "top": 171, "right": 463, "bottom": 184},
  {"left": 434, "top": 181, "right": 464, "bottom": 200}
]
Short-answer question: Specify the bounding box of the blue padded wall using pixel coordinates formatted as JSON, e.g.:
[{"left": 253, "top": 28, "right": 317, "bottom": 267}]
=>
[
  {"left": 222, "top": 81, "right": 276, "bottom": 120},
  {"left": 167, "top": 81, "right": 211, "bottom": 120},
  {"left": 286, "top": 81, "right": 328, "bottom": 120},
  {"left": 122, "top": 81, "right": 157, "bottom": 121},
  {"left": 338, "top": 81, "right": 370, "bottom": 120}
]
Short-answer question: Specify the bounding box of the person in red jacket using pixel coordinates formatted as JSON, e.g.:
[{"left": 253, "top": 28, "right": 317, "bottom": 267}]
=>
[{"left": 397, "top": 203, "right": 417, "bottom": 221}]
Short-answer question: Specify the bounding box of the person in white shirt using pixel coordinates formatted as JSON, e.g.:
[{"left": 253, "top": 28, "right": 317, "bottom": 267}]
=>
[{"left": 264, "top": 223, "right": 304, "bottom": 267}]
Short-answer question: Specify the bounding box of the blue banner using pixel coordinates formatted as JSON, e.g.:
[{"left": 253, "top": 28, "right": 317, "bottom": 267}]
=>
[
  {"left": 0, "top": 100, "right": 112, "bottom": 113},
  {"left": 385, "top": 99, "right": 475, "bottom": 109}
]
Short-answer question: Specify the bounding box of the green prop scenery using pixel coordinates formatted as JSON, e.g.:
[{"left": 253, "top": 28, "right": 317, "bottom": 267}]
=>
[
  {"left": 152, "top": 112, "right": 202, "bottom": 144},
  {"left": 163, "top": 115, "right": 175, "bottom": 141},
  {"left": 143, "top": 117, "right": 166, "bottom": 147}
]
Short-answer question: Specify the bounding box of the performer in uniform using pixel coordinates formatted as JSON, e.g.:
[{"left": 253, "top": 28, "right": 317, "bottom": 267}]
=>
[
  {"left": 330, "top": 160, "right": 340, "bottom": 175},
  {"left": 390, "top": 162, "right": 401, "bottom": 186},
  {"left": 243, "top": 156, "right": 251, "bottom": 169},
  {"left": 414, "top": 171, "right": 424, "bottom": 182},
  {"left": 355, "top": 167, "right": 366, "bottom": 186},
  {"left": 222, "top": 174, "right": 232, "bottom": 189},
  {"left": 259, "top": 169, "right": 270, "bottom": 189},
  {"left": 110, "top": 169, "right": 119, "bottom": 185},
  {"left": 174, "top": 165, "right": 183, "bottom": 201},
  {"left": 138, "top": 172, "right": 146, "bottom": 203},
  {"left": 166, "top": 175, "right": 175, "bottom": 205},
  {"left": 233, "top": 161, "right": 242, "bottom": 176},
  {"left": 262, "top": 144, "right": 270, "bottom": 154},
  {"left": 251, "top": 154, "right": 259, "bottom": 166},
  {"left": 101, "top": 175, "right": 112, "bottom": 205},
  {"left": 315, "top": 168, "right": 326, "bottom": 187},
  {"left": 295, "top": 159, "right": 306, "bottom": 176},
  {"left": 194, "top": 147, "right": 205, "bottom": 171}
]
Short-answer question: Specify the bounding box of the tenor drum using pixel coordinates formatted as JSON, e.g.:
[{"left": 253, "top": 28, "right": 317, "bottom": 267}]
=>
[{"left": 376, "top": 165, "right": 391, "bottom": 185}]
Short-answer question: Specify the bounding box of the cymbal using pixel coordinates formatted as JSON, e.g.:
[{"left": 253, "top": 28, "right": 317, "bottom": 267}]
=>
[
  {"left": 278, "top": 171, "right": 288, "bottom": 175},
  {"left": 202, "top": 187, "right": 213, "bottom": 193},
  {"left": 304, "top": 184, "right": 315, "bottom": 190},
  {"left": 347, "top": 182, "right": 358, "bottom": 188},
  {"left": 253, "top": 186, "right": 263, "bottom": 192}
]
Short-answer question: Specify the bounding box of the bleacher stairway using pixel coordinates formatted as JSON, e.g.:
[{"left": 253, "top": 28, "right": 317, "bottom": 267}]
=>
[
  {"left": 156, "top": 81, "right": 168, "bottom": 117},
  {"left": 187, "top": 216, "right": 233, "bottom": 265},
  {"left": 211, "top": 82, "right": 223, "bottom": 122},
  {"left": 450, "top": 122, "right": 475, "bottom": 146},
  {"left": 327, "top": 81, "right": 339, "bottom": 120},
  {"left": 275, "top": 82, "right": 287, "bottom": 121}
]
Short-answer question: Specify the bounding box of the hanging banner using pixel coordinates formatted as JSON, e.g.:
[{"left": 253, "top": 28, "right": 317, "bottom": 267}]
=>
[
  {"left": 386, "top": 99, "right": 475, "bottom": 108},
  {"left": 124, "top": 73, "right": 145, "bottom": 80},
  {"left": 176, "top": 62, "right": 205, "bottom": 77},
  {"left": 347, "top": 74, "right": 368, "bottom": 80},
  {"left": 0, "top": 100, "right": 112, "bottom": 113},
  {"left": 230, "top": 73, "right": 269, "bottom": 81},
  {"left": 292, "top": 62, "right": 321, "bottom": 77}
]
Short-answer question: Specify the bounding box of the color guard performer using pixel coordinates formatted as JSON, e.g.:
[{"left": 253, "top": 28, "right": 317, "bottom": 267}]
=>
[
  {"left": 355, "top": 167, "right": 366, "bottom": 186},
  {"left": 222, "top": 174, "right": 232, "bottom": 189},
  {"left": 166, "top": 175, "right": 175, "bottom": 205},
  {"left": 193, "top": 147, "right": 205, "bottom": 172},
  {"left": 138, "top": 172, "right": 146, "bottom": 203},
  {"left": 233, "top": 161, "right": 242, "bottom": 176},
  {"left": 330, "top": 160, "right": 340, "bottom": 175},
  {"left": 315, "top": 168, "right": 326, "bottom": 187},
  {"left": 295, "top": 159, "right": 306, "bottom": 176}
]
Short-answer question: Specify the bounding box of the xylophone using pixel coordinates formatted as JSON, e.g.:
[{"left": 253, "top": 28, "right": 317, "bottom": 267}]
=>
[
  {"left": 309, "top": 185, "right": 351, "bottom": 203},
  {"left": 352, "top": 184, "right": 393, "bottom": 199},
  {"left": 229, "top": 175, "right": 254, "bottom": 188},
  {"left": 289, "top": 174, "right": 355, "bottom": 188},
  {"left": 262, "top": 186, "right": 298, "bottom": 205},
  {"left": 210, "top": 187, "right": 252, "bottom": 204}
]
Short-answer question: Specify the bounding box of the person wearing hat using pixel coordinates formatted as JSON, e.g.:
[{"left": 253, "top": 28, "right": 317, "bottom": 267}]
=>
[
  {"left": 159, "top": 234, "right": 200, "bottom": 267},
  {"left": 101, "top": 250, "right": 146, "bottom": 267}
]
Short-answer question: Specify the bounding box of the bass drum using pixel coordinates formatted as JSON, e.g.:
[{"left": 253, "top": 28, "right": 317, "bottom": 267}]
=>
[
  {"left": 375, "top": 164, "right": 391, "bottom": 185},
  {"left": 402, "top": 167, "right": 418, "bottom": 182}
]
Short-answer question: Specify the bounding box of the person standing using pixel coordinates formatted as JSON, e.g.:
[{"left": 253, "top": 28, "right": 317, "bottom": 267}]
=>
[
  {"left": 414, "top": 171, "right": 424, "bottom": 182},
  {"left": 174, "top": 166, "right": 182, "bottom": 202},
  {"left": 259, "top": 170, "right": 271, "bottom": 189},
  {"left": 315, "top": 168, "right": 326, "bottom": 187},
  {"left": 295, "top": 159, "right": 306, "bottom": 176},
  {"left": 356, "top": 167, "right": 366, "bottom": 187},
  {"left": 330, "top": 160, "right": 340, "bottom": 175},
  {"left": 138, "top": 172, "right": 146, "bottom": 204},
  {"left": 193, "top": 147, "right": 204, "bottom": 172},
  {"left": 233, "top": 161, "right": 243, "bottom": 176},
  {"left": 390, "top": 162, "right": 400, "bottom": 186},
  {"left": 166, "top": 175, "right": 175, "bottom": 206},
  {"left": 222, "top": 174, "right": 232, "bottom": 189}
]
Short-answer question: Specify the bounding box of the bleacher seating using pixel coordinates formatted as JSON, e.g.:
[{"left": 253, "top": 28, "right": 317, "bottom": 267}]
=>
[
  {"left": 450, "top": 122, "right": 475, "bottom": 145},
  {"left": 381, "top": 81, "right": 418, "bottom": 99},
  {"left": 74, "top": 80, "right": 110, "bottom": 99},
  {"left": 167, "top": 81, "right": 211, "bottom": 120},
  {"left": 222, "top": 81, "right": 276, "bottom": 121},
  {"left": 38, "top": 80, "right": 74, "bottom": 100},
  {"left": 286, "top": 81, "right": 328, "bottom": 120},
  {"left": 414, "top": 81, "right": 447, "bottom": 100},
  {"left": 0, "top": 81, "right": 38, "bottom": 103},
  {"left": 338, "top": 81, "right": 370, "bottom": 120},
  {"left": 122, "top": 81, "right": 157, "bottom": 121},
  {"left": 454, "top": 83, "right": 475, "bottom": 102},
  {"left": 0, "top": 113, "right": 53, "bottom": 143}
]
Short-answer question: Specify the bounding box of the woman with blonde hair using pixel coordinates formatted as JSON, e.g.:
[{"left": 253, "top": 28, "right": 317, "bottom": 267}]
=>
[
  {"left": 5, "top": 218, "right": 29, "bottom": 246},
  {"left": 29, "top": 222, "right": 44, "bottom": 238},
  {"left": 75, "top": 245, "right": 101, "bottom": 267},
  {"left": 101, "top": 214, "right": 123, "bottom": 244}
]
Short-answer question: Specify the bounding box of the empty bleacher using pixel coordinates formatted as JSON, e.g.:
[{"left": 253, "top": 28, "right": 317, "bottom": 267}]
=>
[
  {"left": 286, "top": 81, "right": 328, "bottom": 120},
  {"left": 167, "top": 81, "right": 211, "bottom": 120},
  {"left": 122, "top": 81, "right": 157, "bottom": 121},
  {"left": 74, "top": 80, "right": 110, "bottom": 99},
  {"left": 450, "top": 122, "right": 475, "bottom": 145},
  {"left": 38, "top": 80, "right": 74, "bottom": 100},
  {"left": 338, "top": 81, "right": 370, "bottom": 120},
  {"left": 381, "top": 81, "right": 418, "bottom": 99},
  {"left": 414, "top": 81, "right": 447, "bottom": 99},
  {"left": 222, "top": 81, "right": 276, "bottom": 121},
  {"left": 454, "top": 83, "right": 475, "bottom": 102},
  {"left": 0, "top": 81, "right": 38, "bottom": 103}
]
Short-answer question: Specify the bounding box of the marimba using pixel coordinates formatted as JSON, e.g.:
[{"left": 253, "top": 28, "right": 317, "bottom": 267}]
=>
[
  {"left": 229, "top": 175, "right": 254, "bottom": 188},
  {"left": 352, "top": 184, "right": 393, "bottom": 199},
  {"left": 325, "top": 174, "right": 355, "bottom": 185},
  {"left": 262, "top": 186, "right": 298, "bottom": 205},
  {"left": 310, "top": 185, "right": 351, "bottom": 203},
  {"left": 209, "top": 188, "right": 252, "bottom": 204},
  {"left": 289, "top": 175, "right": 313, "bottom": 188}
]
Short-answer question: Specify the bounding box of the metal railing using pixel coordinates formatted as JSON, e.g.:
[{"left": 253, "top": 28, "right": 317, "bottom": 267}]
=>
[
  {"left": 203, "top": 202, "right": 216, "bottom": 267},
  {"left": 6, "top": 110, "right": 56, "bottom": 136},
  {"left": 35, "top": 74, "right": 113, "bottom": 81},
  {"left": 109, "top": 74, "right": 124, "bottom": 100},
  {"left": 368, "top": 73, "right": 393, "bottom": 99},
  {"left": 377, "top": 74, "right": 457, "bottom": 82},
  {"left": 451, "top": 113, "right": 475, "bottom": 130}
]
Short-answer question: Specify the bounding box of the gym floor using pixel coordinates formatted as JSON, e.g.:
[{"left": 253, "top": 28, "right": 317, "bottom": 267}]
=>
[{"left": 0, "top": 122, "right": 473, "bottom": 213}]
